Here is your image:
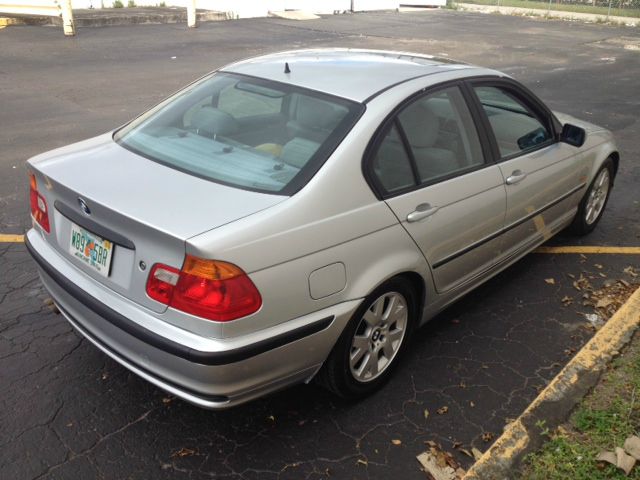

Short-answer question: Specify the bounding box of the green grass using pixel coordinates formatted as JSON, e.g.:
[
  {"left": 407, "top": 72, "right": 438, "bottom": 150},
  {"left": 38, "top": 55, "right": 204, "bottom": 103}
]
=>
[
  {"left": 459, "top": 0, "right": 640, "bottom": 18},
  {"left": 519, "top": 333, "right": 640, "bottom": 479}
]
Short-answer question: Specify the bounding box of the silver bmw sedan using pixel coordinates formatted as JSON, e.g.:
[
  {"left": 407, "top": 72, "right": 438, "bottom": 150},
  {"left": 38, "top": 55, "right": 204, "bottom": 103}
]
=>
[{"left": 26, "top": 49, "right": 618, "bottom": 409}]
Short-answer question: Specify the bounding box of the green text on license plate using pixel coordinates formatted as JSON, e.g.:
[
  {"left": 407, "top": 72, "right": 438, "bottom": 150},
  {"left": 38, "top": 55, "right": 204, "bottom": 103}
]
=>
[{"left": 69, "top": 223, "right": 114, "bottom": 277}]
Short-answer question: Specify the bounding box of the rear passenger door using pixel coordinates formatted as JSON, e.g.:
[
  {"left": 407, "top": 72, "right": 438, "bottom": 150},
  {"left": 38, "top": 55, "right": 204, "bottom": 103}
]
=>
[
  {"left": 366, "top": 84, "right": 507, "bottom": 293},
  {"left": 469, "top": 81, "right": 586, "bottom": 258}
]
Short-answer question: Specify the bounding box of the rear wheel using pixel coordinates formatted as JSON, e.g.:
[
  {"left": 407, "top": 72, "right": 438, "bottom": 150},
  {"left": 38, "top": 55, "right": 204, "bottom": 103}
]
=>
[
  {"left": 570, "top": 158, "right": 614, "bottom": 235},
  {"left": 317, "top": 277, "right": 417, "bottom": 399}
]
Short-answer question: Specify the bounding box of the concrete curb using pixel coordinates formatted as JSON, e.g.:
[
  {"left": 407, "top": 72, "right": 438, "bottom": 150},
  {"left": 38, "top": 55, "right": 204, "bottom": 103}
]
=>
[
  {"left": 268, "top": 10, "right": 320, "bottom": 20},
  {"left": 1, "top": 8, "right": 229, "bottom": 29},
  {"left": 463, "top": 285, "right": 640, "bottom": 480},
  {"left": 457, "top": 2, "right": 639, "bottom": 27}
]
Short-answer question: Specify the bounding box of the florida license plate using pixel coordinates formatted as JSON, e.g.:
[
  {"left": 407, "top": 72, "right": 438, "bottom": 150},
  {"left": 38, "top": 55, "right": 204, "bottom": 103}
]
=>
[{"left": 69, "top": 223, "right": 114, "bottom": 277}]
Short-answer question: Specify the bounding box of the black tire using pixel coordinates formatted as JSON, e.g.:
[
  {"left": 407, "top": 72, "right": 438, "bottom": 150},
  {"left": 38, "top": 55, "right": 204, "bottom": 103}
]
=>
[
  {"left": 570, "top": 158, "right": 614, "bottom": 236},
  {"left": 316, "top": 277, "right": 417, "bottom": 400}
]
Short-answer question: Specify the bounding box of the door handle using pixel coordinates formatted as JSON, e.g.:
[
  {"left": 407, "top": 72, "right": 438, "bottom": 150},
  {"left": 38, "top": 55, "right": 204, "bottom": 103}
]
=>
[
  {"left": 407, "top": 203, "right": 439, "bottom": 223},
  {"left": 506, "top": 170, "right": 527, "bottom": 185}
]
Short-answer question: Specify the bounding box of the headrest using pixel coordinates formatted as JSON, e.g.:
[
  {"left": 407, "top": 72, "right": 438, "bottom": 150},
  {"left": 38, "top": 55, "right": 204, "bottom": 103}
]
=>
[
  {"left": 399, "top": 102, "right": 439, "bottom": 148},
  {"left": 295, "top": 96, "right": 345, "bottom": 129},
  {"left": 191, "top": 107, "right": 239, "bottom": 137}
]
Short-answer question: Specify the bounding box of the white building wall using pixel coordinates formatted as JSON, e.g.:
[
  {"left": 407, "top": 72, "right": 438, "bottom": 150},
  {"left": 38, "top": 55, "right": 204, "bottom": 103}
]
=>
[{"left": 69, "top": 0, "right": 443, "bottom": 15}]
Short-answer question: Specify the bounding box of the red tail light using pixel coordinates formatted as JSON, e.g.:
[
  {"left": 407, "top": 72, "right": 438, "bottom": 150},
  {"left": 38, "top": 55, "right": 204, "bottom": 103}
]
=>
[
  {"left": 146, "top": 256, "right": 262, "bottom": 322},
  {"left": 29, "top": 173, "right": 50, "bottom": 233}
]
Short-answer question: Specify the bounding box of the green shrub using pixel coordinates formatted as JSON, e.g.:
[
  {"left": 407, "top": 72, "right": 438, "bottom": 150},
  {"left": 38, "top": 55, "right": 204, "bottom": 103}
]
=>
[{"left": 112, "top": 0, "right": 123, "bottom": 7}]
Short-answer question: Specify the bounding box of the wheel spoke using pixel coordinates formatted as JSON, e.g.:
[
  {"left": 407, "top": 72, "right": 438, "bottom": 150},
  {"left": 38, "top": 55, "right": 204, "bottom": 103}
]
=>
[
  {"left": 387, "top": 327, "right": 404, "bottom": 344},
  {"left": 352, "top": 335, "right": 369, "bottom": 351},
  {"left": 363, "top": 309, "right": 379, "bottom": 327},
  {"left": 387, "top": 302, "right": 406, "bottom": 325},
  {"left": 382, "top": 295, "right": 397, "bottom": 322},
  {"left": 382, "top": 341, "right": 395, "bottom": 360},
  {"left": 362, "top": 352, "right": 379, "bottom": 378},
  {"left": 597, "top": 172, "right": 607, "bottom": 188},
  {"left": 586, "top": 206, "right": 594, "bottom": 223},
  {"left": 350, "top": 346, "right": 366, "bottom": 369}
]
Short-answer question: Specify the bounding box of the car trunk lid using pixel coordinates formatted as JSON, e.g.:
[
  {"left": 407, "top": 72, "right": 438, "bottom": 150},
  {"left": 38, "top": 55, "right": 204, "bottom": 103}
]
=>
[{"left": 29, "top": 133, "right": 286, "bottom": 313}]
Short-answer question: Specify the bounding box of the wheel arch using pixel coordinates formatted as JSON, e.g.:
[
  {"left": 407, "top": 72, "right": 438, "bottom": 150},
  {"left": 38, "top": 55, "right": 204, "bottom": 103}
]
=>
[
  {"left": 395, "top": 271, "right": 427, "bottom": 323},
  {"left": 609, "top": 151, "right": 620, "bottom": 178}
]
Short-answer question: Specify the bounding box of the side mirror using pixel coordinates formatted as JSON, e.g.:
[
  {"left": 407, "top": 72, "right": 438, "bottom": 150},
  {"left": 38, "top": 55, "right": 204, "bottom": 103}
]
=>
[{"left": 560, "top": 123, "right": 586, "bottom": 148}]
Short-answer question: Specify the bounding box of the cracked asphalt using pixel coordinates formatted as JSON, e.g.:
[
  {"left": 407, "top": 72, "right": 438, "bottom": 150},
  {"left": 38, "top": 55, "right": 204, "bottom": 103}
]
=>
[{"left": 1, "top": 10, "right": 639, "bottom": 479}]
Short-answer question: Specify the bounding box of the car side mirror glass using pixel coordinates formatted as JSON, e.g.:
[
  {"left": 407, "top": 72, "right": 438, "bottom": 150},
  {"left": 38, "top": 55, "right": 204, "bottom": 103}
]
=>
[{"left": 560, "top": 123, "right": 586, "bottom": 148}]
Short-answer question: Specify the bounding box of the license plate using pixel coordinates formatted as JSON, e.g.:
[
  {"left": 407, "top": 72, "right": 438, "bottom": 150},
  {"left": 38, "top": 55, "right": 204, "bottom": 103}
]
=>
[{"left": 69, "top": 223, "right": 114, "bottom": 277}]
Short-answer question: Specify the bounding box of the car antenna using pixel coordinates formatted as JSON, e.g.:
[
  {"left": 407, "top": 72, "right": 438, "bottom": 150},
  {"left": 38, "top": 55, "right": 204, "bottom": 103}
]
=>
[{"left": 284, "top": 62, "right": 291, "bottom": 74}]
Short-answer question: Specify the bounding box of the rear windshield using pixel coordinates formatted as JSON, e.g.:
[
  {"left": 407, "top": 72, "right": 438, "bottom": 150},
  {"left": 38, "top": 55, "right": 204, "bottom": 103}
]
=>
[{"left": 114, "top": 72, "right": 363, "bottom": 195}]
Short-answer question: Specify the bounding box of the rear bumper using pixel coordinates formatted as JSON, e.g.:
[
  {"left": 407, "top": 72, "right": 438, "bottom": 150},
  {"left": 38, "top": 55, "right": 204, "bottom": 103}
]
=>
[{"left": 26, "top": 229, "right": 359, "bottom": 409}]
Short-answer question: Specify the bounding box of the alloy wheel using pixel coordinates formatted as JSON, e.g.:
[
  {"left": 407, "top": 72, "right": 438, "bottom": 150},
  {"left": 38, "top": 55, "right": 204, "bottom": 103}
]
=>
[{"left": 349, "top": 291, "right": 408, "bottom": 383}]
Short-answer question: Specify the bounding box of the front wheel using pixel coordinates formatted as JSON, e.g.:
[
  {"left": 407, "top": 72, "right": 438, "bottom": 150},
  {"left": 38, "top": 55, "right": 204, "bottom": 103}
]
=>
[
  {"left": 570, "top": 158, "right": 614, "bottom": 235},
  {"left": 316, "top": 277, "right": 417, "bottom": 399}
]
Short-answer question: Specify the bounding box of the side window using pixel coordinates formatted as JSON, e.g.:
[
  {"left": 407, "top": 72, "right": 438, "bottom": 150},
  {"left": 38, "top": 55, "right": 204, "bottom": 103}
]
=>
[
  {"left": 372, "top": 124, "right": 417, "bottom": 195},
  {"left": 397, "top": 87, "right": 485, "bottom": 184},
  {"left": 474, "top": 86, "right": 552, "bottom": 158},
  {"left": 217, "top": 83, "right": 283, "bottom": 118}
]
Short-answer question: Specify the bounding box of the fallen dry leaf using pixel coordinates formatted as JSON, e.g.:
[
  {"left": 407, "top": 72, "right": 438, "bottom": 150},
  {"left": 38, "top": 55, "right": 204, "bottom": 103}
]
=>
[
  {"left": 356, "top": 458, "right": 368, "bottom": 466},
  {"left": 472, "top": 447, "right": 483, "bottom": 460},
  {"left": 561, "top": 295, "right": 573, "bottom": 306},
  {"left": 481, "top": 432, "right": 494, "bottom": 443},
  {"left": 391, "top": 439, "right": 402, "bottom": 446},
  {"left": 172, "top": 447, "right": 196, "bottom": 458},
  {"left": 624, "top": 266, "right": 638, "bottom": 277},
  {"left": 470, "top": 401, "right": 475, "bottom": 408},
  {"left": 416, "top": 452, "right": 458, "bottom": 480},
  {"left": 624, "top": 436, "right": 640, "bottom": 460},
  {"left": 545, "top": 278, "right": 556, "bottom": 285},
  {"left": 597, "top": 447, "right": 636, "bottom": 475},
  {"left": 162, "top": 397, "right": 172, "bottom": 404},
  {"left": 596, "top": 298, "right": 614, "bottom": 309},
  {"left": 437, "top": 406, "right": 449, "bottom": 415},
  {"left": 424, "top": 409, "right": 430, "bottom": 420}
]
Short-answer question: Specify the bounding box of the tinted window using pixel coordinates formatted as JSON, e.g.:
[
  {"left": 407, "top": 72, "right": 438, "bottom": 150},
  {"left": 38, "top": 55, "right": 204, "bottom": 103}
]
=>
[
  {"left": 372, "top": 125, "right": 416, "bottom": 194},
  {"left": 114, "top": 73, "right": 361, "bottom": 194},
  {"left": 397, "top": 87, "right": 484, "bottom": 184},
  {"left": 474, "top": 86, "right": 552, "bottom": 158}
]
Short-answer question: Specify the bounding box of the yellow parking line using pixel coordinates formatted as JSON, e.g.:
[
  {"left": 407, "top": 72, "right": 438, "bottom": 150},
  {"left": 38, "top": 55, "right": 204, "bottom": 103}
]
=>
[
  {"left": 0, "top": 234, "right": 24, "bottom": 243},
  {"left": 535, "top": 246, "right": 640, "bottom": 254}
]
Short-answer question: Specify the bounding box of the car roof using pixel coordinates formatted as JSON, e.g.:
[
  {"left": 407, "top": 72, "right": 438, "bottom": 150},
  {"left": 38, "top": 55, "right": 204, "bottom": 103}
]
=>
[{"left": 221, "top": 49, "right": 478, "bottom": 103}]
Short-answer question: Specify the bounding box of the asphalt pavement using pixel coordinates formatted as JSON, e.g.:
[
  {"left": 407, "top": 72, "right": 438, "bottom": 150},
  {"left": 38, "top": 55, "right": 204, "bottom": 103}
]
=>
[{"left": 1, "top": 10, "right": 639, "bottom": 479}]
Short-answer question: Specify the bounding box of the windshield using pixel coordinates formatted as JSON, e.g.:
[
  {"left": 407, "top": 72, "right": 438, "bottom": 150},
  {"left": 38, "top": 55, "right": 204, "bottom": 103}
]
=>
[{"left": 114, "top": 72, "right": 363, "bottom": 195}]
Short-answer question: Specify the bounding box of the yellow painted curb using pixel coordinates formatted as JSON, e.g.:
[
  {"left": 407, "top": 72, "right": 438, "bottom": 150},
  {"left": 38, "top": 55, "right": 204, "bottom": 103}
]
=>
[
  {"left": 0, "top": 234, "right": 24, "bottom": 242},
  {"left": 535, "top": 246, "right": 640, "bottom": 254},
  {"left": 463, "top": 285, "right": 640, "bottom": 479}
]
